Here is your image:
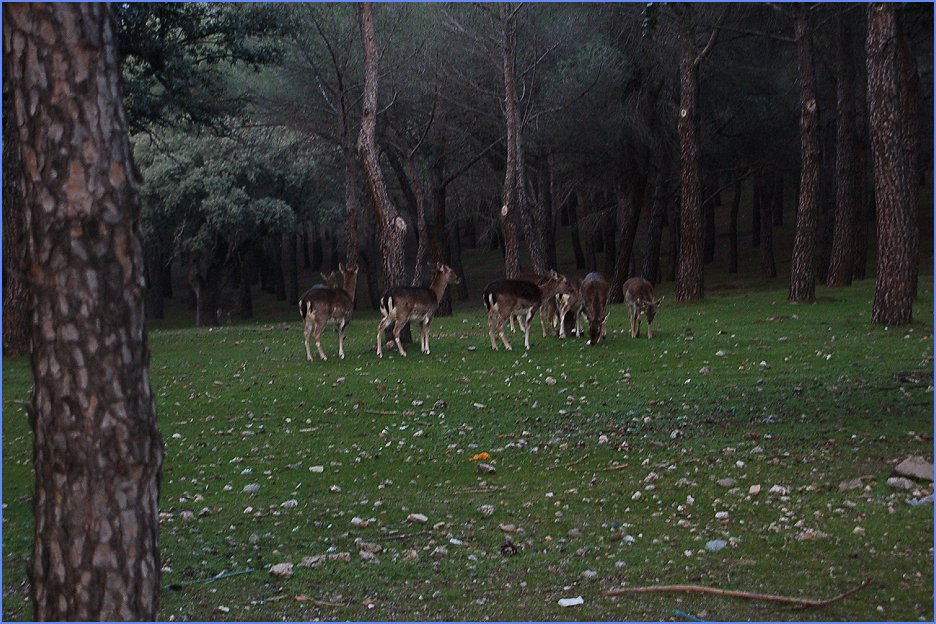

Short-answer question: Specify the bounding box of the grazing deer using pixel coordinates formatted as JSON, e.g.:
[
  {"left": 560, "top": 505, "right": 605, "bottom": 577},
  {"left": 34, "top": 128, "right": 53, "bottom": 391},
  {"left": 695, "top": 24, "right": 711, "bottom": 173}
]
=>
[
  {"left": 376, "top": 263, "right": 461, "bottom": 358},
  {"left": 511, "top": 271, "right": 567, "bottom": 336},
  {"left": 298, "top": 262, "right": 359, "bottom": 361},
  {"left": 623, "top": 277, "right": 663, "bottom": 339},
  {"left": 581, "top": 272, "right": 611, "bottom": 345},
  {"left": 557, "top": 276, "right": 585, "bottom": 338},
  {"left": 483, "top": 272, "right": 567, "bottom": 350}
]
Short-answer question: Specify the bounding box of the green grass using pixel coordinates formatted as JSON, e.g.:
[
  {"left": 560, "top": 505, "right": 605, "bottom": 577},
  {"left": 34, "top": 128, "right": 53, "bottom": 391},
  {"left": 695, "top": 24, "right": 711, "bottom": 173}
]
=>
[{"left": 3, "top": 276, "right": 933, "bottom": 621}]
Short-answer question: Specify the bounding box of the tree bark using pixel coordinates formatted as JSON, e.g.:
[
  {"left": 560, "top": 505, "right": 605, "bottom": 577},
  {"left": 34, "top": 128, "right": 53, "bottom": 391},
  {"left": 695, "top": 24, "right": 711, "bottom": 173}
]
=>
[
  {"left": 760, "top": 172, "right": 778, "bottom": 278},
  {"left": 675, "top": 40, "right": 704, "bottom": 301},
  {"left": 343, "top": 144, "right": 360, "bottom": 265},
  {"left": 896, "top": 13, "right": 920, "bottom": 300},
  {"left": 610, "top": 179, "right": 645, "bottom": 302},
  {"left": 827, "top": 15, "right": 860, "bottom": 287},
  {"left": 499, "top": 3, "right": 522, "bottom": 278},
  {"left": 282, "top": 231, "right": 298, "bottom": 304},
  {"left": 569, "top": 192, "right": 587, "bottom": 270},
  {"left": 867, "top": 3, "right": 914, "bottom": 325},
  {"left": 4, "top": 4, "right": 163, "bottom": 619},
  {"left": 429, "top": 155, "right": 453, "bottom": 314},
  {"left": 727, "top": 178, "right": 741, "bottom": 274},
  {"left": 357, "top": 1, "right": 406, "bottom": 289},
  {"left": 2, "top": 83, "right": 30, "bottom": 355},
  {"left": 642, "top": 173, "right": 666, "bottom": 285},
  {"left": 789, "top": 6, "right": 820, "bottom": 303}
]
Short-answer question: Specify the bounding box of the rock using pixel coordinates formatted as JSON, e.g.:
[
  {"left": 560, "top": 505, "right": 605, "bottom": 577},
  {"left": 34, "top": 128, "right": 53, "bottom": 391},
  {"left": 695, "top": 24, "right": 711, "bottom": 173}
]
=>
[
  {"left": 180, "top": 510, "right": 194, "bottom": 521},
  {"left": 705, "top": 540, "right": 727, "bottom": 552},
  {"left": 768, "top": 485, "right": 789, "bottom": 496},
  {"left": 545, "top": 376, "right": 557, "bottom": 385},
  {"left": 886, "top": 477, "right": 915, "bottom": 490},
  {"left": 477, "top": 462, "right": 496, "bottom": 474},
  {"left": 350, "top": 516, "right": 368, "bottom": 527},
  {"left": 838, "top": 478, "right": 863, "bottom": 492},
  {"left": 355, "top": 540, "right": 382, "bottom": 554},
  {"left": 748, "top": 484, "right": 761, "bottom": 495},
  {"left": 243, "top": 483, "right": 260, "bottom": 494},
  {"left": 281, "top": 499, "right": 299, "bottom": 509},
  {"left": 216, "top": 606, "right": 230, "bottom": 614},
  {"left": 894, "top": 456, "right": 934, "bottom": 481},
  {"left": 431, "top": 546, "right": 448, "bottom": 559},
  {"left": 479, "top": 504, "right": 495, "bottom": 517},
  {"left": 248, "top": 533, "right": 260, "bottom": 545},
  {"left": 449, "top": 538, "right": 463, "bottom": 546},
  {"left": 852, "top": 526, "right": 865, "bottom": 535},
  {"left": 795, "top": 529, "right": 827, "bottom": 541},
  {"left": 699, "top": 366, "right": 711, "bottom": 375},
  {"left": 403, "top": 549, "right": 419, "bottom": 561},
  {"left": 434, "top": 399, "right": 447, "bottom": 410},
  {"left": 499, "top": 523, "right": 517, "bottom": 532},
  {"left": 270, "top": 563, "right": 293, "bottom": 579},
  {"left": 558, "top": 596, "right": 584, "bottom": 607},
  {"left": 715, "top": 511, "right": 729, "bottom": 521},
  {"left": 300, "top": 555, "right": 325, "bottom": 568},
  {"left": 407, "top": 513, "right": 429, "bottom": 524},
  {"left": 581, "top": 570, "right": 598, "bottom": 580},
  {"left": 905, "top": 494, "right": 934, "bottom": 507},
  {"left": 309, "top": 465, "right": 324, "bottom": 473},
  {"left": 598, "top": 434, "right": 609, "bottom": 445},
  {"left": 359, "top": 550, "right": 379, "bottom": 564},
  {"left": 631, "top": 491, "right": 642, "bottom": 501},
  {"left": 715, "top": 350, "right": 726, "bottom": 357},
  {"left": 670, "top": 429, "right": 683, "bottom": 439},
  {"left": 567, "top": 528, "right": 583, "bottom": 539},
  {"left": 329, "top": 485, "right": 341, "bottom": 493},
  {"left": 328, "top": 552, "right": 352, "bottom": 563},
  {"left": 716, "top": 478, "right": 737, "bottom": 488}
]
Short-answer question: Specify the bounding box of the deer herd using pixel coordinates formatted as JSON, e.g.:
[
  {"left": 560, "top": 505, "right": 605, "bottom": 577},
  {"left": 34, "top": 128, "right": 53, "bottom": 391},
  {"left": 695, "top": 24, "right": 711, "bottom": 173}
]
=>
[{"left": 299, "top": 263, "right": 663, "bottom": 362}]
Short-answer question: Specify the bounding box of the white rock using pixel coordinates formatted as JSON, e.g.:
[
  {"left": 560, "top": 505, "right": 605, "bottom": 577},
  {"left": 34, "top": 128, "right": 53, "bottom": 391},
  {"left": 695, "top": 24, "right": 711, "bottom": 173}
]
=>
[
  {"left": 269, "top": 563, "right": 293, "bottom": 579},
  {"left": 243, "top": 483, "right": 260, "bottom": 494},
  {"left": 894, "top": 456, "right": 934, "bottom": 481},
  {"left": 407, "top": 513, "right": 429, "bottom": 524},
  {"left": 281, "top": 499, "right": 298, "bottom": 509},
  {"left": 558, "top": 596, "right": 584, "bottom": 607},
  {"left": 350, "top": 516, "right": 367, "bottom": 527},
  {"left": 329, "top": 485, "right": 341, "bottom": 493},
  {"left": 631, "top": 491, "right": 642, "bottom": 501},
  {"left": 715, "top": 511, "right": 729, "bottom": 520},
  {"left": 769, "top": 485, "right": 789, "bottom": 496},
  {"left": 749, "top": 484, "right": 762, "bottom": 495},
  {"left": 715, "top": 350, "right": 726, "bottom": 357},
  {"left": 598, "top": 434, "right": 609, "bottom": 445},
  {"left": 545, "top": 376, "right": 557, "bottom": 385},
  {"left": 886, "top": 477, "right": 915, "bottom": 490},
  {"left": 309, "top": 465, "right": 324, "bottom": 473},
  {"left": 479, "top": 504, "right": 495, "bottom": 517}
]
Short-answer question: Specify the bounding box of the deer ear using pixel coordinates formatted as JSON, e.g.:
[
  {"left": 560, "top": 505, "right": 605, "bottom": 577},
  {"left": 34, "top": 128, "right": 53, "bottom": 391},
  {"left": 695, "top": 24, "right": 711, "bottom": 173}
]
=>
[
  {"left": 339, "top": 262, "right": 345, "bottom": 272},
  {"left": 656, "top": 296, "right": 664, "bottom": 306}
]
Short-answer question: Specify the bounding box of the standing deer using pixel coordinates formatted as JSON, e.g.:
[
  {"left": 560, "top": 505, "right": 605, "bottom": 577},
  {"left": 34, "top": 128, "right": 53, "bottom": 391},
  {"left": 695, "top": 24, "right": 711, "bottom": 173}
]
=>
[
  {"left": 298, "top": 262, "right": 359, "bottom": 361},
  {"left": 315, "top": 271, "right": 339, "bottom": 289},
  {"left": 376, "top": 263, "right": 461, "bottom": 357},
  {"left": 581, "top": 272, "right": 611, "bottom": 345},
  {"left": 623, "top": 277, "right": 663, "bottom": 339},
  {"left": 483, "top": 272, "right": 567, "bottom": 350},
  {"left": 511, "top": 271, "right": 567, "bottom": 336},
  {"left": 557, "top": 275, "right": 585, "bottom": 338}
]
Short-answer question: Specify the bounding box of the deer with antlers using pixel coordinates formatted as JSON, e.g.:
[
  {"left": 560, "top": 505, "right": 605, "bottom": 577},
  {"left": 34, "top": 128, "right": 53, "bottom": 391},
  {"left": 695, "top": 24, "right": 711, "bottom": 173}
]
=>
[
  {"left": 376, "top": 263, "right": 461, "bottom": 358},
  {"left": 298, "top": 262, "right": 359, "bottom": 361},
  {"left": 623, "top": 277, "right": 663, "bottom": 339}
]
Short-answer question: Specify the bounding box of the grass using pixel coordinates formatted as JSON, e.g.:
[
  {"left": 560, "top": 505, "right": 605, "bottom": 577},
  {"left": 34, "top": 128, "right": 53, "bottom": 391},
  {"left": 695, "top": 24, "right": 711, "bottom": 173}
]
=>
[{"left": 2, "top": 272, "right": 933, "bottom": 622}]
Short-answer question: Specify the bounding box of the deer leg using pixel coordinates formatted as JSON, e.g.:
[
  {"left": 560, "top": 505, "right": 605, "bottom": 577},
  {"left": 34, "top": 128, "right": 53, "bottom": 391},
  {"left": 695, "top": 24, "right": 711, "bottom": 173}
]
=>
[
  {"left": 647, "top": 321, "right": 653, "bottom": 340},
  {"left": 635, "top": 314, "right": 641, "bottom": 338},
  {"left": 523, "top": 310, "right": 533, "bottom": 350},
  {"left": 314, "top": 319, "right": 328, "bottom": 361},
  {"left": 304, "top": 317, "right": 315, "bottom": 362},
  {"left": 376, "top": 316, "right": 391, "bottom": 358},
  {"left": 422, "top": 319, "right": 431, "bottom": 354},
  {"left": 487, "top": 311, "right": 499, "bottom": 350},
  {"left": 497, "top": 314, "right": 513, "bottom": 351},
  {"left": 393, "top": 319, "right": 408, "bottom": 357},
  {"left": 337, "top": 319, "right": 347, "bottom": 359}
]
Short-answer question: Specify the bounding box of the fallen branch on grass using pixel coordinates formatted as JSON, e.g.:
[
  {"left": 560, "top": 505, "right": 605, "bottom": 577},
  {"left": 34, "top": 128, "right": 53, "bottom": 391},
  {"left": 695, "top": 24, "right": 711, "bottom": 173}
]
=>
[
  {"left": 599, "top": 463, "right": 629, "bottom": 472},
  {"left": 603, "top": 577, "right": 871, "bottom": 609}
]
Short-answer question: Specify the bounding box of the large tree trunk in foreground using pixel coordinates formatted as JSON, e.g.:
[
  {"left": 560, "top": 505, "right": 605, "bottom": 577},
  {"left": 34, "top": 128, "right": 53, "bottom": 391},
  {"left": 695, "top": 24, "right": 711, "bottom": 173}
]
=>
[
  {"left": 357, "top": 1, "right": 406, "bottom": 290},
  {"left": 789, "top": 6, "right": 820, "bottom": 303},
  {"left": 867, "top": 3, "right": 914, "bottom": 325},
  {"left": 826, "top": 14, "right": 860, "bottom": 288},
  {"left": 675, "top": 40, "right": 704, "bottom": 301},
  {"left": 498, "top": 4, "right": 522, "bottom": 278},
  {"left": 4, "top": 4, "right": 162, "bottom": 619},
  {"left": 896, "top": 14, "right": 920, "bottom": 300}
]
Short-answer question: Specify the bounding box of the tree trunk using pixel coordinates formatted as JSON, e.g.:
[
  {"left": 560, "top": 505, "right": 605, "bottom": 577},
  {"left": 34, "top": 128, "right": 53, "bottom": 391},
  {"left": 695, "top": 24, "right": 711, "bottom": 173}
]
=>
[
  {"left": 357, "top": 2, "right": 406, "bottom": 290},
  {"left": 499, "top": 4, "right": 522, "bottom": 278},
  {"left": 358, "top": 247, "right": 382, "bottom": 310},
  {"left": 2, "top": 83, "right": 29, "bottom": 355},
  {"left": 144, "top": 240, "right": 165, "bottom": 320},
  {"left": 897, "top": 13, "right": 920, "bottom": 299},
  {"left": 544, "top": 155, "right": 559, "bottom": 270},
  {"left": 282, "top": 231, "right": 298, "bottom": 304},
  {"left": 642, "top": 173, "right": 666, "bottom": 285},
  {"left": 852, "top": 45, "right": 871, "bottom": 283},
  {"left": 429, "top": 156, "right": 453, "bottom": 314},
  {"left": 602, "top": 197, "right": 618, "bottom": 276},
  {"left": 702, "top": 182, "right": 716, "bottom": 264},
  {"left": 727, "top": 178, "right": 741, "bottom": 274},
  {"left": 569, "top": 192, "right": 587, "bottom": 270},
  {"left": 311, "top": 227, "right": 324, "bottom": 272},
  {"left": 449, "top": 219, "right": 469, "bottom": 300},
  {"left": 867, "top": 3, "right": 914, "bottom": 325},
  {"left": 760, "top": 172, "right": 778, "bottom": 278},
  {"left": 515, "top": 133, "right": 548, "bottom": 274},
  {"left": 238, "top": 248, "right": 254, "bottom": 319},
  {"left": 789, "top": 6, "right": 820, "bottom": 303},
  {"left": 751, "top": 178, "right": 761, "bottom": 248},
  {"left": 344, "top": 143, "right": 360, "bottom": 265},
  {"left": 610, "top": 179, "right": 645, "bottom": 302},
  {"left": 4, "top": 4, "right": 163, "bottom": 619},
  {"left": 675, "top": 40, "right": 704, "bottom": 301},
  {"left": 668, "top": 189, "right": 680, "bottom": 282},
  {"left": 826, "top": 15, "right": 860, "bottom": 288},
  {"left": 189, "top": 249, "right": 226, "bottom": 327}
]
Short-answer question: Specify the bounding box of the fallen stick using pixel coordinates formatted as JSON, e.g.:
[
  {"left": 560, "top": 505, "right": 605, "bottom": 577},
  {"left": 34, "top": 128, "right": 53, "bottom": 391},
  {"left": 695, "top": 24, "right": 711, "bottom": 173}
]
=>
[
  {"left": 603, "top": 577, "right": 872, "bottom": 609},
  {"left": 365, "top": 409, "right": 398, "bottom": 416},
  {"left": 599, "top": 463, "right": 629, "bottom": 472}
]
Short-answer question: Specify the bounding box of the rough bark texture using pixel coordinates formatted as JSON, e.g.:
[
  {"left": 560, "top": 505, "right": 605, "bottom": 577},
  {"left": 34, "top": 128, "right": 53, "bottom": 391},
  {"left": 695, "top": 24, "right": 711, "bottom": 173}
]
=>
[
  {"left": 789, "top": 6, "right": 820, "bottom": 303},
  {"left": 4, "top": 3, "right": 163, "bottom": 619},
  {"left": 2, "top": 83, "right": 30, "bottom": 354},
  {"left": 343, "top": 144, "right": 360, "bottom": 265},
  {"left": 675, "top": 41, "right": 703, "bottom": 301},
  {"left": 610, "top": 179, "right": 645, "bottom": 303},
  {"left": 827, "top": 14, "right": 860, "bottom": 287},
  {"left": 867, "top": 3, "right": 914, "bottom": 325},
  {"left": 282, "top": 231, "right": 298, "bottom": 304},
  {"left": 499, "top": 4, "right": 521, "bottom": 278},
  {"left": 896, "top": 14, "right": 920, "bottom": 300},
  {"left": 760, "top": 172, "right": 778, "bottom": 278},
  {"left": 357, "top": 2, "right": 406, "bottom": 289},
  {"left": 569, "top": 192, "right": 587, "bottom": 270}
]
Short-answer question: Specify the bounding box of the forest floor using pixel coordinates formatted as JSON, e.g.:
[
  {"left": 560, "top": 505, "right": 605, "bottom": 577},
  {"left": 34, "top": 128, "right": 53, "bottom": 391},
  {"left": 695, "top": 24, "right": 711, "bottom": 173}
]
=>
[{"left": 2, "top": 275, "right": 933, "bottom": 621}]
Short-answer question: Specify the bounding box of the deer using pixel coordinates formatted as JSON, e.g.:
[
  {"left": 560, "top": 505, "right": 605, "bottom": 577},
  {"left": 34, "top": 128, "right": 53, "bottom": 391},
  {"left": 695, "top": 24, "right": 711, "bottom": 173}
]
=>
[
  {"left": 482, "top": 272, "right": 567, "bottom": 351},
  {"left": 556, "top": 275, "right": 586, "bottom": 338},
  {"left": 314, "top": 271, "right": 339, "bottom": 290},
  {"left": 581, "top": 272, "right": 611, "bottom": 345},
  {"left": 375, "top": 263, "right": 461, "bottom": 358},
  {"left": 510, "top": 271, "right": 566, "bottom": 336},
  {"left": 298, "top": 262, "right": 359, "bottom": 361},
  {"left": 623, "top": 277, "right": 663, "bottom": 339}
]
